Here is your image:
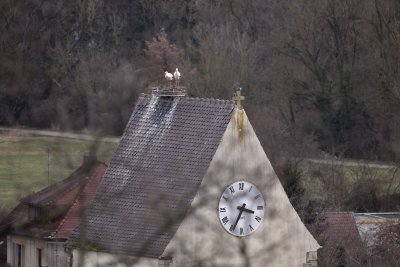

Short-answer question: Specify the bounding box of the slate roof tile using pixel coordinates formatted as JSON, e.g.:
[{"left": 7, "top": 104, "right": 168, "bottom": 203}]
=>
[{"left": 69, "top": 95, "right": 234, "bottom": 257}]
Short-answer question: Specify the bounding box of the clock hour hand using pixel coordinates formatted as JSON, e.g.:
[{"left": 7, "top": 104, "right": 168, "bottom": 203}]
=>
[
  {"left": 237, "top": 206, "right": 255, "bottom": 214},
  {"left": 232, "top": 203, "right": 246, "bottom": 231}
]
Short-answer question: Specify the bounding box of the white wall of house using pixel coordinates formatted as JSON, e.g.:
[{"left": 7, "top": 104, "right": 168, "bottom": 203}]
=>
[
  {"left": 71, "top": 250, "right": 164, "bottom": 267},
  {"left": 7, "top": 235, "right": 70, "bottom": 267},
  {"left": 163, "top": 108, "right": 320, "bottom": 267}
]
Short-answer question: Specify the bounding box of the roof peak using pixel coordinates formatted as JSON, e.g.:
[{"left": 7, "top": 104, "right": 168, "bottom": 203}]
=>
[{"left": 139, "top": 93, "right": 235, "bottom": 105}]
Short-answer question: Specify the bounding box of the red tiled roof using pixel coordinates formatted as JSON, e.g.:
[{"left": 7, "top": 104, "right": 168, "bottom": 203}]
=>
[
  {"left": 22, "top": 163, "right": 99, "bottom": 206},
  {"left": 0, "top": 161, "right": 106, "bottom": 240},
  {"left": 319, "top": 212, "right": 364, "bottom": 250},
  {"left": 49, "top": 163, "right": 106, "bottom": 239}
]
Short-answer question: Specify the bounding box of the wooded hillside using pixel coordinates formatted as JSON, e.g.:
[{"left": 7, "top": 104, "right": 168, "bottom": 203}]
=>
[{"left": 1, "top": 0, "right": 400, "bottom": 163}]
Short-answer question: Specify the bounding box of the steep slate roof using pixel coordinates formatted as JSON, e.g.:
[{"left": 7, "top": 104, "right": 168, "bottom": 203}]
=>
[
  {"left": 0, "top": 161, "right": 106, "bottom": 239},
  {"left": 69, "top": 95, "right": 235, "bottom": 257}
]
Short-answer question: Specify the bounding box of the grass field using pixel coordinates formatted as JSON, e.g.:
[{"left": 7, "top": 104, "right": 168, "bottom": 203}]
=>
[
  {"left": 1, "top": 133, "right": 398, "bottom": 213},
  {"left": 299, "top": 158, "right": 400, "bottom": 202},
  {"left": 0, "top": 135, "right": 118, "bottom": 211}
]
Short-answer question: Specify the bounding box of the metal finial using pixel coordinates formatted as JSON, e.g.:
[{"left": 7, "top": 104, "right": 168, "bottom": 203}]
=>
[{"left": 233, "top": 87, "right": 245, "bottom": 109}]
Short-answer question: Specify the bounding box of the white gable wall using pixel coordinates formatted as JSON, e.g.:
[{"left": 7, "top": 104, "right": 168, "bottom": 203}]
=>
[
  {"left": 163, "top": 108, "right": 320, "bottom": 267},
  {"left": 71, "top": 250, "right": 163, "bottom": 267}
]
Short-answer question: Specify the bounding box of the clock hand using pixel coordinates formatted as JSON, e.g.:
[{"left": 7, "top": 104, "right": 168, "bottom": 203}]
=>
[
  {"left": 237, "top": 206, "right": 255, "bottom": 214},
  {"left": 232, "top": 203, "right": 246, "bottom": 231}
]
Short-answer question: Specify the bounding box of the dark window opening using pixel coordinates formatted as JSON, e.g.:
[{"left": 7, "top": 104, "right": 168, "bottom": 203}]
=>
[
  {"left": 37, "top": 248, "right": 42, "bottom": 267},
  {"left": 13, "top": 243, "right": 24, "bottom": 267},
  {"left": 28, "top": 205, "right": 42, "bottom": 222}
]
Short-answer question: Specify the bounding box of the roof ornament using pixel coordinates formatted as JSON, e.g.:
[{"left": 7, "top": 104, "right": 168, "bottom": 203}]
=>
[
  {"left": 233, "top": 86, "right": 245, "bottom": 110},
  {"left": 233, "top": 86, "right": 245, "bottom": 141}
]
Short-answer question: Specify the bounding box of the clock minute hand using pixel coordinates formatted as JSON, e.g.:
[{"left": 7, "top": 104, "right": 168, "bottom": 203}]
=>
[
  {"left": 232, "top": 203, "right": 246, "bottom": 231},
  {"left": 237, "top": 206, "right": 255, "bottom": 214}
]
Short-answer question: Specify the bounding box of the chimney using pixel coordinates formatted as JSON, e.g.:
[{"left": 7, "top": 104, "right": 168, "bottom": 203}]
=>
[
  {"left": 150, "top": 68, "right": 186, "bottom": 97},
  {"left": 151, "top": 86, "right": 186, "bottom": 98}
]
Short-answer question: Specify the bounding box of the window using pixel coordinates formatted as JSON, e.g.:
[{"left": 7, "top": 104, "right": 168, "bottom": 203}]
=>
[
  {"left": 37, "top": 248, "right": 42, "bottom": 267},
  {"left": 13, "top": 243, "right": 24, "bottom": 267},
  {"left": 28, "top": 205, "right": 41, "bottom": 222},
  {"left": 67, "top": 254, "right": 73, "bottom": 267}
]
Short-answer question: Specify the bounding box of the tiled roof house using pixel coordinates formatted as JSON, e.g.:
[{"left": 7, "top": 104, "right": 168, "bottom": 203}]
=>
[
  {"left": 318, "top": 211, "right": 400, "bottom": 266},
  {"left": 318, "top": 212, "right": 365, "bottom": 266},
  {"left": 69, "top": 91, "right": 320, "bottom": 267},
  {"left": 0, "top": 160, "right": 106, "bottom": 267}
]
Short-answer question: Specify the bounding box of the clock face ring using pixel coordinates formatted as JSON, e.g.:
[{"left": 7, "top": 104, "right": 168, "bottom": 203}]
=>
[{"left": 218, "top": 181, "right": 265, "bottom": 237}]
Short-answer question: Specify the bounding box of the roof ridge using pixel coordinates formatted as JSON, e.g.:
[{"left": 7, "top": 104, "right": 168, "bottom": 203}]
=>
[
  {"left": 139, "top": 94, "right": 235, "bottom": 104},
  {"left": 326, "top": 211, "right": 354, "bottom": 214},
  {"left": 181, "top": 97, "right": 235, "bottom": 104},
  {"left": 49, "top": 163, "right": 105, "bottom": 239},
  {"left": 23, "top": 164, "right": 89, "bottom": 205},
  {"left": 45, "top": 174, "right": 89, "bottom": 206}
]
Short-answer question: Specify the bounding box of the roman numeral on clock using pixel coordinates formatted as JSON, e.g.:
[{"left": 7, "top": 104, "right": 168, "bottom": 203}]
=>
[
  {"left": 229, "top": 186, "right": 235, "bottom": 194},
  {"left": 240, "top": 227, "right": 244, "bottom": 235},
  {"left": 257, "top": 205, "right": 263, "bottom": 210},
  {"left": 249, "top": 224, "right": 254, "bottom": 232},
  {"left": 254, "top": 194, "right": 261, "bottom": 200},
  {"left": 222, "top": 195, "right": 229, "bottom": 201},
  {"left": 239, "top": 182, "right": 244, "bottom": 190},
  {"left": 229, "top": 225, "right": 235, "bottom": 232},
  {"left": 222, "top": 216, "right": 229, "bottom": 225},
  {"left": 255, "top": 216, "right": 261, "bottom": 223},
  {"left": 219, "top": 207, "right": 226, "bottom": 212}
]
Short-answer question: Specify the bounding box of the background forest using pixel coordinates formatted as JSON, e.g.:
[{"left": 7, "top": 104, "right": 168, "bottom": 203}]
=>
[{"left": 1, "top": 0, "right": 400, "bottom": 163}]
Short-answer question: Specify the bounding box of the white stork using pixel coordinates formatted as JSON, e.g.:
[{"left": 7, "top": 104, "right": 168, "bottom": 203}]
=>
[
  {"left": 174, "top": 68, "right": 181, "bottom": 87},
  {"left": 164, "top": 71, "right": 173, "bottom": 88}
]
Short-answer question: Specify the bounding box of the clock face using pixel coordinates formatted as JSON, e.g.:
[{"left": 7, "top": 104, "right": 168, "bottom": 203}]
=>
[{"left": 218, "top": 181, "right": 265, "bottom": 237}]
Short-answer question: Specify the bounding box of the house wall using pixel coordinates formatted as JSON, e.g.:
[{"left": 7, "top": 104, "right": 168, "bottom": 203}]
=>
[
  {"left": 7, "top": 235, "right": 70, "bottom": 267},
  {"left": 163, "top": 108, "right": 320, "bottom": 267},
  {"left": 71, "top": 250, "right": 162, "bottom": 267}
]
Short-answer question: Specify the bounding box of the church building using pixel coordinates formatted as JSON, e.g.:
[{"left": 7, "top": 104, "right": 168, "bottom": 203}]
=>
[{"left": 68, "top": 88, "right": 320, "bottom": 267}]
